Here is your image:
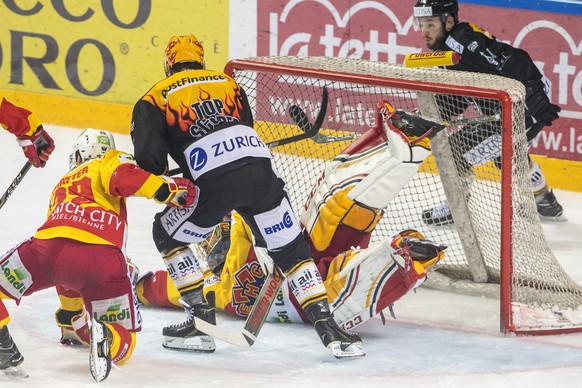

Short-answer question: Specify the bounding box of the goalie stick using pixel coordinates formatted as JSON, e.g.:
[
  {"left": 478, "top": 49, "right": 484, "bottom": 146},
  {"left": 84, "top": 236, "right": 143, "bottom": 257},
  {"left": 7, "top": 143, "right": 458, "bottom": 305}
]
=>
[
  {"left": 445, "top": 113, "right": 501, "bottom": 128},
  {"left": 168, "top": 86, "right": 330, "bottom": 176},
  {"left": 193, "top": 266, "right": 284, "bottom": 347},
  {"left": 0, "top": 161, "right": 32, "bottom": 210}
]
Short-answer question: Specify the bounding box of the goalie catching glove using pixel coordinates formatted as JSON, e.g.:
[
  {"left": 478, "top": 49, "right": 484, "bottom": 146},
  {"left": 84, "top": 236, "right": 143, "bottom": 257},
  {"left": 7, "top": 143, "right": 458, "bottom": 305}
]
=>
[
  {"left": 17, "top": 126, "right": 55, "bottom": 168},
  {"left": 384, "top": 102, "right": 446, "bottom": 144},
  {"left": 390, "top": 229, "right": 447, "bottom": 269},
  {"left": 154, "top": 176, "right": 197, "bottom": 207}
]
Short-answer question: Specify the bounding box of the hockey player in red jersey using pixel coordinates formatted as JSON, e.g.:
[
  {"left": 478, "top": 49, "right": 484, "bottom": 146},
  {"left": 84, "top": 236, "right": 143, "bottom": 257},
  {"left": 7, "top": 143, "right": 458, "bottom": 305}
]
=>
[
  {"left": 134, "top": 101, "right": 448, "bottom": 330},
  {"left": 0, "top": 128, "right": 197, "bottom": 381},
  {"left": 0, "top": 97, "right": 55, "bottom": 168}
]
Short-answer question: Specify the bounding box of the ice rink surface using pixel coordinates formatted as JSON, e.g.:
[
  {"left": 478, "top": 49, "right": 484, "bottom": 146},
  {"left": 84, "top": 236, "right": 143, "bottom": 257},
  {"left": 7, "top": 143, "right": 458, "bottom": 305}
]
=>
[{"left": 1, "top": 125, "right": 581, "bottom": 387}]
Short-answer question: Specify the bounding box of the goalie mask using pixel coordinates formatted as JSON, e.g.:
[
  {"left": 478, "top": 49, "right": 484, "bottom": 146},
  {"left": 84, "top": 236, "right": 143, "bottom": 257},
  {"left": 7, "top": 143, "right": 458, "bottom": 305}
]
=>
[
  {"left": 164, "top": 34, "right": 205, "bottom": 77},
  {"left": 69, "top": 128, "right": 116, "bottom": 170}
]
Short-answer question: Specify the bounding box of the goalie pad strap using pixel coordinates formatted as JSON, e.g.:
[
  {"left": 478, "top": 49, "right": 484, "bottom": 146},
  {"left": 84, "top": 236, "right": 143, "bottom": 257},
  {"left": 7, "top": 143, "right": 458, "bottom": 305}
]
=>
[
  {"left": 341, "top": 201, "right": 383, "bottom": 233},
  {"left": 325, "top": 233, "right": 438, "bottom": 329}
]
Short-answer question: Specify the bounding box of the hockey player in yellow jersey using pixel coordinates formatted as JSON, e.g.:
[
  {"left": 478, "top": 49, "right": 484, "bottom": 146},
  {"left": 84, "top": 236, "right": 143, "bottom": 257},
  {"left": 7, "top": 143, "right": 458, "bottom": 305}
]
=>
[
  {"left": 130, "top": 34, "right": 365, "bottom": 358},
  {"left": 0, "top": 128, "right": 197, "bottom": 381}
]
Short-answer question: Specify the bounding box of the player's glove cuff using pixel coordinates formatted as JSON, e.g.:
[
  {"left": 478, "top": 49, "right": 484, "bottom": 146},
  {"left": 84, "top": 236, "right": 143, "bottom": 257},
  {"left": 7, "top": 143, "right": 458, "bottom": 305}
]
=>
[{"left": 154, "top": 176, "right": 198, "bottom": 207}]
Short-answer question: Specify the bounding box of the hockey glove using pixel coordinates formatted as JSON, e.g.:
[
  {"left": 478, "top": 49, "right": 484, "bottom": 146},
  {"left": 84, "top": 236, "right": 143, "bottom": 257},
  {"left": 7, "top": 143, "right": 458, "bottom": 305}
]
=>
[
  {"left": 17, "top": 126, "right": 55, "bottom": 168},
  {"left": 392, "top": 229, "right": 447, "bottom": 271},
  {"left": 389, "top": 108, "right": 445, "bottom": 141},
  {"left": 154, "top": 176, "right": 197, "bottom": 207},
  {"left": 525, "top": 79, "right": 561, "bottom": 126}
]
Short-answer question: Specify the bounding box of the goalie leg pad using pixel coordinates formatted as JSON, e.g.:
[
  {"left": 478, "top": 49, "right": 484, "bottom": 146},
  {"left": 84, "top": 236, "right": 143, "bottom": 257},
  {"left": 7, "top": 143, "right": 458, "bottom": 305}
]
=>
[
  {"left": 109, "top": 323, "right": 136, "bottom": 365},
  {"left": 327, "top": 230, "right": 446, "bottom": 329},
  {"left": 308, "top": 189, "right": 382, "bottom": 252}
]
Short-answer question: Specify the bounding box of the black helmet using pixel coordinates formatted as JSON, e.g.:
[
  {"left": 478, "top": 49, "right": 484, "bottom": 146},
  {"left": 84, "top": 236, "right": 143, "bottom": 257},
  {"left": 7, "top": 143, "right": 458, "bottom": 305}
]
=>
[{"left": 413, "top": 0, "right": 458, "bottom": 21}]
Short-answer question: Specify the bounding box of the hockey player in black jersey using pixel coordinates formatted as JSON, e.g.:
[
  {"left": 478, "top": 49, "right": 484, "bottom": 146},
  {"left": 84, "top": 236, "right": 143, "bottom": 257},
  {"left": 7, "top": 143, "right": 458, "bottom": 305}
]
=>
[
  {"left": 130, "top": 34, "right": 365, "bottom": 359},
  {"left": 413, "top": 0, "right": 565, "bottom": 224}
]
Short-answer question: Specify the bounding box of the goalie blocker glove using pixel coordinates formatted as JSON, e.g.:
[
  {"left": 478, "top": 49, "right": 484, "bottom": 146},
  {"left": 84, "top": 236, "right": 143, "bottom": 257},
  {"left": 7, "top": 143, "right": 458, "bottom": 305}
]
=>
[
  {"left": 17, "top": 127, "right": 55, "bottom": 168},
  {"left": 154, "top": 176, "right": 197, "bottom": 207},
  {"left": 525, "top": 79, "right": 561, "bottom": 126}
]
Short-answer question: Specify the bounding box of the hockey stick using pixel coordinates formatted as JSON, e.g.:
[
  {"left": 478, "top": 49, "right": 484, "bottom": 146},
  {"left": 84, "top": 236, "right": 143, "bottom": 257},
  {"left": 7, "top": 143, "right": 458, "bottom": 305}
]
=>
[
  {"left": 291, "top": 102, "right": 358, "bottom": 144},
  {"left": 0, "top": 161, "right": 32, "bottom": 210},
  {"left": 289, "top": 91, "right": 361, "bottom": 144},
  {"left": 445, "top": 113, "right": 501, "bottom": 127},
  {"left": 193, "top": 266, "right": 284, "bottom": 347},
  {"left": 168, "top": 86, "right": 330, "bottom": 176},
  {"left": 269, "top": 85, "right": 329, "bottom": 148}
]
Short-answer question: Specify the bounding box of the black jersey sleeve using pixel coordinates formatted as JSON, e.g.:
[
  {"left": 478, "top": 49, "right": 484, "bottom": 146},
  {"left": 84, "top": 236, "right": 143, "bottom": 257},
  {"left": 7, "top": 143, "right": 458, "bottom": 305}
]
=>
[
  {"left": 131, "top": 100, "right": 171, "bottom": 175},
  {"left": 447, "top": 22, "right": 543, "bottom": 83}
]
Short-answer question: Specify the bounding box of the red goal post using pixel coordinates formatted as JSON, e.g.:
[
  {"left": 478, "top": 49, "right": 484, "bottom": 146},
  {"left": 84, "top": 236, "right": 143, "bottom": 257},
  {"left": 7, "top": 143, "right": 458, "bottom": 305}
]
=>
[{"left": 224, "top": 56, "right": 582, "bottom": 335}]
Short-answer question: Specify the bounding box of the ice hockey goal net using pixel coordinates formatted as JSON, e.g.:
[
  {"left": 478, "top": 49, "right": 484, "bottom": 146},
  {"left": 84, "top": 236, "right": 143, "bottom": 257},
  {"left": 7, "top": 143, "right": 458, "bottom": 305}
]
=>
[{"left": 224, "top": 55, "right": 582, "bottom": 335}]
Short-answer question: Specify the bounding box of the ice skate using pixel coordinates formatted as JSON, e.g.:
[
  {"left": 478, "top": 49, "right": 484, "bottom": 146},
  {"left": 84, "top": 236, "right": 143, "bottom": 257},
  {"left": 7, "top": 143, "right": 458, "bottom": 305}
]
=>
[
  {"left": 0, "top": 326, "right": 27, "bottom": 378},
  {"left": 89, "top": 319, "right": 112, "bottom": 382},
  {"left": 306, "top": 301, "right": 365, "bottom": 359},
  {"left": 421, "top": 199, "right": 454, "bottom": 226},
  {"left": 162, "top": 292, "right": 216, "bottom": 353},
  {"left": 535, "top": 187, "right": 567, "bottom": 222}
]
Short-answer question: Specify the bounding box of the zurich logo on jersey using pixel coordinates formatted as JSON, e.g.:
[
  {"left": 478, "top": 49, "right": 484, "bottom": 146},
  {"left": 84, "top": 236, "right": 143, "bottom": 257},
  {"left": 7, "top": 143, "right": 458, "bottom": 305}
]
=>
[
  {"left": 264, "top": 211, "right": 294, "bottom": 235},
  {"left": 189, "top": 148, "right": 208, "bottom": 171}
]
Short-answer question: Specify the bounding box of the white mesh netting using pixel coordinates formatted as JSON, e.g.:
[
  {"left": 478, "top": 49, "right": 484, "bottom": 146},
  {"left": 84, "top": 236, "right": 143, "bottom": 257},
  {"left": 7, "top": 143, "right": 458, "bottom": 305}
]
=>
[{"left": 227, "top": 56, "right": 582, "bottom": 334}]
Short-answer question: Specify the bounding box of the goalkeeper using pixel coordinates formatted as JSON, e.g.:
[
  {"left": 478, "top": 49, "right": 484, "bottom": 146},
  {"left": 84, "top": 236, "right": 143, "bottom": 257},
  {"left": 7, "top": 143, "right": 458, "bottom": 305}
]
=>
[{"left": 413, "top": 0, "right": 565, "bottom": 225}]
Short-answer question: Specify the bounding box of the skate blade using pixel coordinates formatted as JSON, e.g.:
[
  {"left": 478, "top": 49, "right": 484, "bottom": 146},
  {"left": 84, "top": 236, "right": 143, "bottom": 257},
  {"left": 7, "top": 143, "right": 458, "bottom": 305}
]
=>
[
  {"left": 162, "top": 335, "right": 216, "bottom": 353},
  {"left": 90, "top": 320, "right": 111, "bottom": 383},
  {"left": 539, "top": 213, "right": 568, "bottom": 222},
  {"left": 2, "top": 365, "right": 28, "bottom": 378},
  {"left": 328, "top": 341, "right": 366, "bottom": 359}
]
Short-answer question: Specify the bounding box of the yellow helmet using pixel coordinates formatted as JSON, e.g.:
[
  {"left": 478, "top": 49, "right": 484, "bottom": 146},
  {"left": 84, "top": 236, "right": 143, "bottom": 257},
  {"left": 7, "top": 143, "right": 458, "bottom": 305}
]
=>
[{"left": 164, "top": 35, "right": 205, "bottom": 76}]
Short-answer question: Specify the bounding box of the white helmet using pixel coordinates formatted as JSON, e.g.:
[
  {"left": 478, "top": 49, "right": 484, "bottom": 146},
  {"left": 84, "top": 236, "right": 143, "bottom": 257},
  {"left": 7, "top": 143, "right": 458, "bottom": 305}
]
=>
[{"left": 69, "top": 128, "right": 116, "bottom": 170}]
